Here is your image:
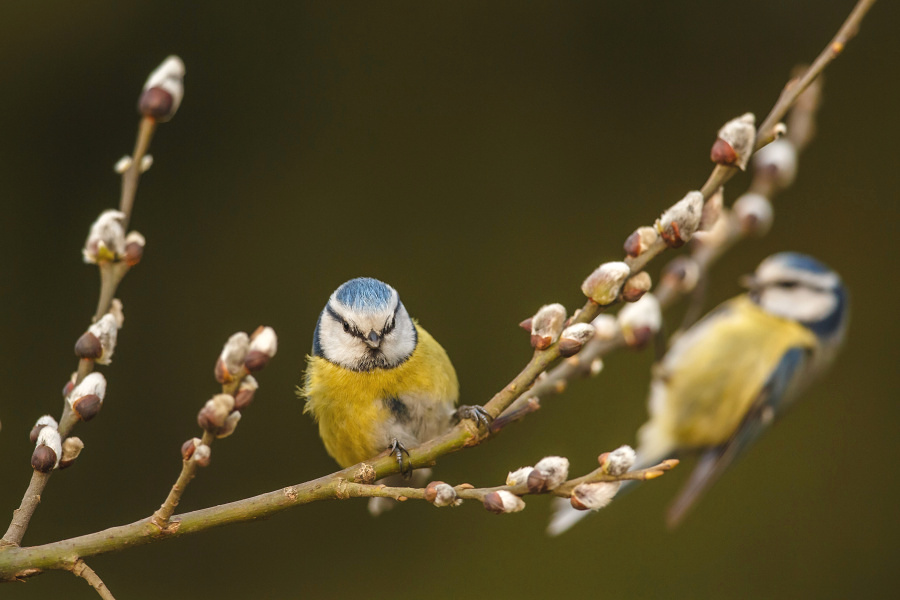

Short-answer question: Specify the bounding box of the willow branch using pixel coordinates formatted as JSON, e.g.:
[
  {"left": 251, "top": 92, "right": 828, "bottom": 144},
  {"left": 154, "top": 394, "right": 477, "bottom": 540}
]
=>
[{"left": 69, "top": 559, "right": 116, "bottom": 600}]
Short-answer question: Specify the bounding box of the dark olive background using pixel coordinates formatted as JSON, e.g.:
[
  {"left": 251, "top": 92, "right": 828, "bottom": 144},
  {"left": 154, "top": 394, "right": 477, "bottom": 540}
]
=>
[{"left": 1, "top": 2, "right": 898, "bottom": 599}]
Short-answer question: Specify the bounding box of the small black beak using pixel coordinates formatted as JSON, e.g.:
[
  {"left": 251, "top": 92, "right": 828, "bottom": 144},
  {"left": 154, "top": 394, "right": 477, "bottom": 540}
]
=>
[{"left": 367, "top": 330, "right": 382, "bottom": 347}]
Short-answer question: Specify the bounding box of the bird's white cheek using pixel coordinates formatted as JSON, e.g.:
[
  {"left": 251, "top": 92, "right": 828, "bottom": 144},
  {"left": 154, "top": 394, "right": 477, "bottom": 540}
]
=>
[
  {"left": 760, "top": 288, "right": 837, "bottom": 322},
  {"left": 318, "top": 320, "right": 366, "bottom": 368}
]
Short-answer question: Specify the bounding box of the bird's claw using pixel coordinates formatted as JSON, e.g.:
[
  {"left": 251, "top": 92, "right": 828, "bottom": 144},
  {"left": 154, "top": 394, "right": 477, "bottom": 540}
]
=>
[
  {"left": 389, "top": 438, "right": 413, "bottom": 479},
  {"left": 455, "top": 405, "right": 493, "bottom": 430}
]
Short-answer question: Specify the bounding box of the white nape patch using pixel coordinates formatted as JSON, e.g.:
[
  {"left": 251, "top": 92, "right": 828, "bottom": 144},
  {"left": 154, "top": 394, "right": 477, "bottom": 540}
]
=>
[
  {"left": 755, "top": 261, "right": 839, "bottom": 291},
  {"left": 758, "top": 286, "right": 838, "bottom": 323},
  {"left": 318, "top": 291, "right": 418, "bottom": 371}
]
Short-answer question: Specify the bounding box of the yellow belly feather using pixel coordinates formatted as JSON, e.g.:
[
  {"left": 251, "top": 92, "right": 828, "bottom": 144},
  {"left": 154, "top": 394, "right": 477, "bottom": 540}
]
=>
[{"left": 301, "top": 323, "right": 459, "bottom": 467}]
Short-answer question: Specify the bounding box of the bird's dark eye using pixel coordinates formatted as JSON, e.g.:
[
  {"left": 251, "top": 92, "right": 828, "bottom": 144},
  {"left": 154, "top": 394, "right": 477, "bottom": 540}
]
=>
[
  {"left": 342, "top": 322, "right": 350, "bottom": 333},
  {"left": 775, "top": 280, "right": 799, "bottom": 289}
]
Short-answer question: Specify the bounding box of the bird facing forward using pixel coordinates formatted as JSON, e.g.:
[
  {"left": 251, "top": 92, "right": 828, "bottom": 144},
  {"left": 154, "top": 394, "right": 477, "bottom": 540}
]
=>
[
  {"left": 549, "top": 252, "right": 849, "bottom": 534},
  {"left": 301, "top": 277, "right": 487, "bottom": 476}
]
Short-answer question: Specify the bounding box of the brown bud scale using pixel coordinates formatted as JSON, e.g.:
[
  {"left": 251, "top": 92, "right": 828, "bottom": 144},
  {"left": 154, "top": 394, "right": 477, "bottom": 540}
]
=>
[
  {"left": 483, "top": 492, "right": 506, "bottom": 514},
  {"left": 424, "top": 481, "right": 445, "bottom": 503},
  {"left": 233, "top": 387, "right": 256, "bottom": 411},
  {"left": 72, "top": 394, "right": 103, "bottom": 421},
  {"left": 74, "top": 332, "right": 103, "bottom": 360},
  {"left": 710, "top": 137, "right": 738, "bottom": 166},
  {"left": 181, "top": 439, "right": 198, "bottom": 460},
  {"left": 139, "top": 87, "right": 174, "bottom": 120},
  {"left": 244, "top": 350, "right": 270, "bottom": 372},
  {"left": 31, "top": 446, "right": 57, "bottom": 473},
  {"left": 557, "top": 338, "right": 583, "bottom": 358},
  {"left": 526, "top": 469, "right": 549, "bottom": 494}
]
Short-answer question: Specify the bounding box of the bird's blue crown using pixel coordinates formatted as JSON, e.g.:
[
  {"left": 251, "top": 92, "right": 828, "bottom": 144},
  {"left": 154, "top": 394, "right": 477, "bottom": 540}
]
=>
[
  {"left": 334, "top": 277, "right": 395, "bottom": 312},
  {"left": 770, "top": 252, "right": 834, "bottom": 277}
]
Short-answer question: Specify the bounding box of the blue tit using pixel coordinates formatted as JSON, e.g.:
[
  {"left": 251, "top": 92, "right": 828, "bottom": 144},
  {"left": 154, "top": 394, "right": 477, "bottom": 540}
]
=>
[
  {"left": 301, "top": 277, "right": 488, "bottom": 479},
  {"left": 548, "top": 252, "right": 848, "bottom": 535}
]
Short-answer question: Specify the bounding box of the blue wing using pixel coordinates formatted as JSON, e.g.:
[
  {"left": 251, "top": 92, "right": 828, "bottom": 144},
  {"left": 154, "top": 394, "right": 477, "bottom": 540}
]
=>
[{"left": 665, "top": 346, "right": 811, "bottom": 528}]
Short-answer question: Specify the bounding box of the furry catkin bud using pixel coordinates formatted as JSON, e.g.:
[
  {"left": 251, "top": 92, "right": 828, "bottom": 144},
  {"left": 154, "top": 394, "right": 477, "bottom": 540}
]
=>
[
  {"left": 245, "top": 326, "right": 278, "bottom": 372},
  {"left": 571, "top": 481, "right": 621, "bottom": 511},
  {"left": 656, "top": 191, "right": 704, "bottom": 248},
  {"left": 622, "top": 272, "right": 652, "bottom": 303},
  {"left": 483, "top": 490, "right": 526, "bottom": 514},
  {"left": 617, "top": 294, "right": 661, "bottom": 349},
  {"left": 215, "top": 411, "right": 242, "bottom": 439},
  {"left": 661, "top": 256, "right": 700, "bottom": 293},
  {"left": 530, "top": 304, "right": 567, "bottom": 350},
  {"left": 67, "top": 372, "right": 107, "bottom": 421},
  {"left": 591, "top": 314, "right": 619, "bottom": 340},
  {"left": 181, "top": 437, "right": 201, "bottom": 460},
  {"left": 624, "top": 226, "right": 659, "bottom": 258},
  {"left": 139, "top": 56, "right": 185, "bottom": 122},
  {"left": 601, "top": 445, "right": 637, "bottom": 476},
  {"left": 711, "top": 113, "right": 756, "bottom": 170},
  {"left": 752, "top": 139, "right": 798, "bottom": 191},
  {"left": 192, "top": 444, "right": 211, "bottom": 467},
  {"left": 83, "top": 210, "right": 126, "bottom": 264},
  {"left": 198, "top": 394, "right": 235, "bottom": 433},
  {"left": 87, "top": 313, "right": 119, "bottom": 365},
  {"left": 30, "top": 415, "right": 59, "bottom": 444},
  {"left": 527, "top": 456, "right": 570, "bottom": 493},
  {"left": 216, "top": 332, "right": 249, "bottom": 383},
  {"left": 123, "top": 232, "right": 146, "bottom": 267},
  {"left": 557, "top": 323, "right": 595, "bottom": 358},
  {"left": 32, "top": 427, "right": 62, "bottom": 472},
  {"left": 233, "top": 375, "right": 258, "bottom": 411},
  {"left": 733, "top": 193, "right": 774, "bottom": 236},
  {"left": 424, "top": 482, "right": 459, "bottom": 507},
  {"left": 59, "top": 437, "right": 85, "bottom": 469},
  {"left": 582, "top": 262, "right": 630, "bottom": 306},
  {"left": 506, "top": 467, "right": 534, "bottom": 487}
]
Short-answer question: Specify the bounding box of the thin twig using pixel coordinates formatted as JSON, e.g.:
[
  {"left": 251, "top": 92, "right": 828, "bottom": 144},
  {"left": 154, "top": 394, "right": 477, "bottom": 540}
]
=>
[
  {"left": 69, "top": 559, "right": 116, "bottom": 600},
  {"left": 150, "top": 431, "right": 214, "bottom": 529},
  {"left": 119, "top": 117, "right": 156, "bottom": 231}
]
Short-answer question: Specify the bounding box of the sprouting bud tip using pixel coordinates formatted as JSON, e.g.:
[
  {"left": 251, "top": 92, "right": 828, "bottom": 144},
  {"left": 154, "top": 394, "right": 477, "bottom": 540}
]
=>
[
  {"left": 712, "top": 112, "right": 756, "bottom": 170},
  {"left": 32, "top": 427, "right": 63, "bottom": 472},
  {"left": 557, "top": 323, "right": 595, "bottom": 358},
  {"left": 139, "top": 55, "right": 185, "bottom": 122},
  {"left": 582, "top": 262, "right": 631, "bottom": 306},
  {"left": 83, "top": 210, "right": 126, "bottom": 264},
  {"left": 245, "top": 326, "right": 278, "bottom": 372},
  {"left": 181, "top": 437, "right": 201, "bottom": 461},
  {"left": 193, "top": 443, "right": 211, "bottom": 467},
  {"left": 733, "top": 193, "right": 774, "bottom": 237},
  {"left": 217, "top": 332, "right": 250, "bottom": 383},
  {"left": 570, "top": 481, "right": 621, "bottom": 511},
  {"left": 483, "top": 490, "right": 526, "bottom": 514},
  {"left": 527, "top": 456, "right": 570, "bottom": 493},
  {"left": 198, "top": 393, "right": 236, "bottom": 433},
  {"left": 58, "top": 437, "right": 85, "bottom": 469},
  {"left": 622, "top": 272, "right": 652, "bottom": 303},
  {"left": 124, "top": 231, "right": 146, "bottom": 267},
  {"left": 617, "top": 294, "right": 661, "bottom": 349},
  {"left": 425, "top": 481, "right": 459, "bottom": 507},
  {"left": 233, "top": 374, "right": 259, "bottom": 411},
  {"left": 530, "top": 304, "right": 567, "bottom": 350},
  {"left": 506, "top": 466, "right": 534, "bottom": 487},
  {"left": 656, "top": 191, "right": 704, "bottom": 248},
  {"left": 68, "top": 372, "right": 107, "bottom": 421}
]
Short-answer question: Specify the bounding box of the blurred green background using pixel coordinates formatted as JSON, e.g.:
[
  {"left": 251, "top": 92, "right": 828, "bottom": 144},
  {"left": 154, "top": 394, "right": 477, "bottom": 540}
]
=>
[{"left": 1, "top": 1, "right": 898, "bottom": 598}]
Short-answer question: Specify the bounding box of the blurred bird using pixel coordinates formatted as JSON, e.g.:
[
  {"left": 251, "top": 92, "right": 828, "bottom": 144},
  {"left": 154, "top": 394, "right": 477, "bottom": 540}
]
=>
[
  {"left": 549, "top": 252, "right": 848, "bottom": 534},
  {"left": 301, "top": 277, "right": 488, "bottom": 512}
]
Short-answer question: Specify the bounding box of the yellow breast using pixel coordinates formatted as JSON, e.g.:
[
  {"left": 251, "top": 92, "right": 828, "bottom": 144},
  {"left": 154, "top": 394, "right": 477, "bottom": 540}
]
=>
[
  {"left": 653, "top": 295, "right": 816, "bottom": 449},
  {"left": 301, "top": 323, "right": 459, "bottom": 467}
]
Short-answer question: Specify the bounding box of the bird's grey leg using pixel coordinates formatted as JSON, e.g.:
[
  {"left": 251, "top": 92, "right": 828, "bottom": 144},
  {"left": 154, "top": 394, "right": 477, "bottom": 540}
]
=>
[{"left": 389, "top": 438, "right": 412, "bottom": 479}]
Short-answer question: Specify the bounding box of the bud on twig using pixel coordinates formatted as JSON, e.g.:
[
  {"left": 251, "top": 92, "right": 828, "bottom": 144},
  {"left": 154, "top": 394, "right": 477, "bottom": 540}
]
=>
[
  {"left": 32, "top": 427, "right": 62, "bottom": 472},
  {"left": 59, "top": 437, "right": 85, "bottom": 469},
  {"left": 181, "top": 437, "right": 202, "bottom": 461},
  {"left": 198, "top": 394, "right": 235, "bottom": 433},
  {"left": 582, "top": 262, "right": 630, "bottom": 306},
  {"left": 74, "top": 332, "right": 102, "bottom": 360},
  {"left": 139, "top": 55, "right": 185, "bottom": 122},
  {"left": 506, "top": 467, "right": 534, "bottom": 487},
  {"left": 193, "top": 443, "right": 211, "bottom": 467},
  {"left": 233, "top": 375, "right": 258, "bottom": 411},
  {"left": 527, "top": 456, "right": 570, "bottom": 493},
  {"left": 30, "top": 415, "right": 58, "bottom": 444},
  {"left": 622, "top": 272, "right": 652, "bottom": 303},
  {"left": 570, "top": 482, "right": 620, "bottom": 511},
  {"left": 624, "top": 226, "right": 659, "bottom": 258},
  {"left": 530, "top": 304, "right": 567, "bottom": 350},
  {"left": 711, "top": 112, "right": 756, "bottom": 170},
  {"left": 661, "top": 256, "right": 700, "bottom": 294},
  {"left": 83, "top": 210, "right": 126, "bottom": 264},
  {"left": 123, "top": 232, "right": 146, "bottom": 267},
  {"left": 424, "top": 481, "right": 460, "bottom": 507},
  {"left": 483, "top": 490, "right": 525, "bottom": 514},
  {"left": 216, "top": 332, "right": 249, "bottom": 383},
  {"left": 67, "top": 372, "right": 107, "bottom": 421},
  {"left": 245, "top": 326, "right": 278, "bottom": 372},
  {"left": 733, "top": 193, "right": 774, "bottom": 236},
  {"left": 591, "top": 314, "right": 619, "bottom": 340},
  {"left": 86, "top": 313, "right": 119, "bottom": 365},
  {"left": 558, "top": 323, "right": 595, "bottom": 358},
  {"left": 215, "top": 411, "right": 242, "bottom": 439},
  {"left": 656, "top": 191, "right": 704, "bottom": 248},
  {"left": 617, "top": 294, "right": 661, "bottom": 349},
  {"left": 600, "top": 445, "right": 637, "bottom": 476},
  {"left": 752, "top": 139, "right": 798, "bottom": 191},
  {"left": 114, "top": 156, "right": 133, "bottom": 174}
]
